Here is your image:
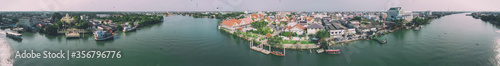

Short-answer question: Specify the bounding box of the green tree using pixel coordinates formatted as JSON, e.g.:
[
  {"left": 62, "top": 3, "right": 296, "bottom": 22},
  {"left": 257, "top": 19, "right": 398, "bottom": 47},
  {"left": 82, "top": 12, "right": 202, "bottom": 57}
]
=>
[
  {"left": 250, "top": 21, "right": 268, "bottom": 29},
  {"left": 316, "top": 30, "right": 330, "bottom": 39},
  {"left": 45, "top": 25, "right": 59, "bottom": 35},
  {"left": 267, "top": 36, "right": 283, "bottom": 46},
  {"left": 352, "top": 16, "right": 362, "bottom": 21}
]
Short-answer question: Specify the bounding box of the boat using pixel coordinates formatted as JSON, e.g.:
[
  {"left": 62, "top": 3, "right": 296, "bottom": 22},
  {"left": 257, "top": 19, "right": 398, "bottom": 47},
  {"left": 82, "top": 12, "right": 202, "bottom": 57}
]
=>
[
  {"left": 414, "top": 26, "right": 420, "bottom": 31},
  {"left": 270, "top": 51, "right": 284, "bottom": 56},
  {"left": 270, "top": 46, "right": 286, "bottom": 56},
  {"left": 122, "top": 26, "right": 136, "bottom": 32},
  {"left": 325, "top": 49, "right": 340, "bottom": 54},
  {"left": 65, "top": 31, "right": 80, "bottom": 38},
  {"left": 12, "top": 28, "right": 23, "bottom": 33},
  {"left": 317, "top": 49, "right": 325, "bottom": 53},
  {"left": 6, "top": 31, "right": 22, "bottom": 39},
  {"left": 94, "top": 30, "right": 114, "bottom": 41}
]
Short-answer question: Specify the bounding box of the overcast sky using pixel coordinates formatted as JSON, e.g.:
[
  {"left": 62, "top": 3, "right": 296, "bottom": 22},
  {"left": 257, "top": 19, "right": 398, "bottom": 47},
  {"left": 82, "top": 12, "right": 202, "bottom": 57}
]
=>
[{"left": 0, "top": 0, "right": 499, "bottom": 11}]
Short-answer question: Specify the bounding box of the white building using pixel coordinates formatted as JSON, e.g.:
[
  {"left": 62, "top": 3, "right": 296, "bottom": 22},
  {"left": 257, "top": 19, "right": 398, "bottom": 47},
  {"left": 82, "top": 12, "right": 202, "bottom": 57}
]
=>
[
  {"left": 425, "top": 10, "right": 432, "bottom": 16},
  {"left": 306, "top": 23, "right": 324, "bottom": 35},
  {"left": 327, "top": 23, "right": 347, "bottom": 38},
  {"left": 387, "top": 7, "right": 404, "bottom": 20}
]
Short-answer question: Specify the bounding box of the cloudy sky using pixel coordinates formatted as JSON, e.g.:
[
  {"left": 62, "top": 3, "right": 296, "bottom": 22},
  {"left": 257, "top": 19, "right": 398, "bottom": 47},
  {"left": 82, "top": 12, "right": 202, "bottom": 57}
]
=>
[{"left": 0, "top": 0, "right": 499, "bottom": 11}]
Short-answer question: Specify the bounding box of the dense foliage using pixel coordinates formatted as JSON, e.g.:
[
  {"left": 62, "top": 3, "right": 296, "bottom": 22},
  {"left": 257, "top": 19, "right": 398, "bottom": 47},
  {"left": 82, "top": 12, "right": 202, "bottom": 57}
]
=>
[
  {"left": 315, "top": 30, "right": 329, "bottom": 39},
  {"left": 351, "top": 16, "right": 362, "bottom": 21},
  {"left": 192, "top": 12, "right": 245, "bottom": 19},
  {"left": 250, "top": 27, "right": 272, "bottom": 35},
  {"left": 250, "top": 21, "right": 268, "bottom": 29},
  {"left": 480, "top": 15, "right": 500, "bottom": 25},
  {"left": 412, "top": 17, "right": 431, "bottom": 26},
  {"left": 267, "top": 36, "right": 283, "bottom": 46}
]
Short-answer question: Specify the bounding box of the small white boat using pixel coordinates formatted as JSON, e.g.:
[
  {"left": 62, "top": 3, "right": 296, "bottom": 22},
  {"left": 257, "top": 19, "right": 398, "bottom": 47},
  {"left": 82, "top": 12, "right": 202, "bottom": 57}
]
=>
[
  {"left": 414, "top": 27, "right": 420, "bottom": 30},
  {"left": 317, "top": 49, "right": 325, "bottom": 53},
  {"left": 123, "top": 26, "right": 136, "bottom": 32}
]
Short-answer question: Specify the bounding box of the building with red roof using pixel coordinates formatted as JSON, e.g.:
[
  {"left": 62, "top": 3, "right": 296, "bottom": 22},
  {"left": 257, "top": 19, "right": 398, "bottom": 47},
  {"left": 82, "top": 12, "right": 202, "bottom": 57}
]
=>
[
  {"left": 220, "top": 17, "right": 254, "bottom": 31},
  {"left": 284, "top": 23, "right": 305, "bottom": 35}
]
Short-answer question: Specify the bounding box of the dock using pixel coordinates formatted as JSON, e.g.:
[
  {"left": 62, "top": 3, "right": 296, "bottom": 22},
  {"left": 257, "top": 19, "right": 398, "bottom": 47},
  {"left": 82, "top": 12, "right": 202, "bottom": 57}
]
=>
[
  {"left": 259, "top": 44, "right": 271, "bottom": 54},
  {"left": 249, "top": 42, "right": 271, "bottom": 55}
]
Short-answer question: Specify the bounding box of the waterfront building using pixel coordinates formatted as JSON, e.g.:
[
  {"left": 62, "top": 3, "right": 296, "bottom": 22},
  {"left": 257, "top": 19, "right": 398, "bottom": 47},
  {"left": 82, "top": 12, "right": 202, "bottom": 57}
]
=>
[
  {"left": 327, "top": 23, "right": 346, "bottom": 38},
  {"left": 306, "top": 23, "right": 324, "bottom": 35},
  {"left": 220, "top": 17, "right": 254, "bottom": 31}
]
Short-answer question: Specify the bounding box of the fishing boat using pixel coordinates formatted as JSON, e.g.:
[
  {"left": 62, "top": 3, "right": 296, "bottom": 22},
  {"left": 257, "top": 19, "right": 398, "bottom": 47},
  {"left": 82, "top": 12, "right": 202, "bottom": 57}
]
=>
[
  {"left": 94, "top": 30, "right": 114, "bottom": 41},
  {"left": 6, "top": 31, "right": 22, "bottom": 39},
  {"left": 325, "top": 49, "right": 340, "bottom": 54},
  {"left": 270, "top": 51, "right": 284, "bottom": 56}
]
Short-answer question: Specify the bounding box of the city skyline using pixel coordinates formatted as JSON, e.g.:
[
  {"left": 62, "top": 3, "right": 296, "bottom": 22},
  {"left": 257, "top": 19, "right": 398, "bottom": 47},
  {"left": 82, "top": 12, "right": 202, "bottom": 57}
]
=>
[{"left": 0, "top": 0, "right": 499, "bottom": 11}]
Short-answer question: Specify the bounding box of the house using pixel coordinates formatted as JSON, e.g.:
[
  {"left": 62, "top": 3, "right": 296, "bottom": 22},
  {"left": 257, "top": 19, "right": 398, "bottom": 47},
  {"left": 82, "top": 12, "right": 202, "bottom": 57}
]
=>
[
  {"left": 265, "top": 17, "right": 274, "bottom": 23},
  {"left": 103, "top": 20, "right": 113, "bottom": 24},
  {"left": 251, "top": 14, "right": 264, "bottom": 20},
  {"left": 279, "top": 16, "right": 290, "bottom": 22},
  {"left": 284, "top": 23, "right": 305, "bottom": 35},
  {"left": 220, "top": 17, "right": 254, "bottom": 31},
  {"left": 327, "top": 23, "right": 346, "bottom": 38},
  {"left": 306, "top": 23, "right": 324, "bottom": 35}
]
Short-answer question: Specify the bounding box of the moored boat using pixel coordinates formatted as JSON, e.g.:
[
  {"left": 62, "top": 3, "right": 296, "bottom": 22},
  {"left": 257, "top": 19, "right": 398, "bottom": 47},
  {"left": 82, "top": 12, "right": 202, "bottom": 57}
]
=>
[
  {"left": 6, "top": 31, "right": 22, "bottom": 39},
  {"left": 123, "top": 26, "right": 136, "bottom": 32},
  {"left": 94, "top": 30, "right": 114, "bottom": 41},
  {"left": 317, "top": 49, "right": 325, "bottom": 53},
  {"left": 65, "top": 31, "right": 80, "bottom": 38},
  {"left": 271, "top": 51, "right": 284, "bottom": 56},
  {"left": 325, "top": 49, "right": 340, "bottom": 54}
]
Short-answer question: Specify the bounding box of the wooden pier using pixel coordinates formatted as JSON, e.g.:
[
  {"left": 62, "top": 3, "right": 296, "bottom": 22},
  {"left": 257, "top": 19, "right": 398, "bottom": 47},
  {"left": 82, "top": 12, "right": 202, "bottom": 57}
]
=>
[{"left": 249, "top": 42, "right": 270, "bottom": 55}]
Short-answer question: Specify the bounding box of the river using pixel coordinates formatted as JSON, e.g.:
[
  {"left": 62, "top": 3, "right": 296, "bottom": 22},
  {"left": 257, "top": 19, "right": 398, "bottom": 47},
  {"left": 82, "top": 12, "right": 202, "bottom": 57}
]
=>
[{"left": 1, "top": 13, "right": 500, "bottom": 66}]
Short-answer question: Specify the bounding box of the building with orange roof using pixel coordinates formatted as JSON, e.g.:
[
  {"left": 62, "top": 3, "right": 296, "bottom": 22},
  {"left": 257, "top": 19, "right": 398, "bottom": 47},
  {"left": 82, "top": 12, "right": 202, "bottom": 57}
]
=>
[
  {"left": 284, "top": 23, "right": 305, "bottom": 35},
  {"left": 220, "top": 17, "right": 255, "bottom": 31},
  {"left": 265, "top": 17, "right": 274, "bottom": 23},
  {"left": 279, "top": 16, "right": 289, "bottom": 22},
  {"left": 251, "top": 14, "right": 264, "bottom": 21}
]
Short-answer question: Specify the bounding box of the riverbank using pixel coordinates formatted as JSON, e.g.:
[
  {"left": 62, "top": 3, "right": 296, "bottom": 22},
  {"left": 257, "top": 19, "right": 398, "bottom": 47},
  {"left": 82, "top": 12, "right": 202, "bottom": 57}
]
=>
[{"left": 219, "top": 26, "right": 319, "bottom": 49}]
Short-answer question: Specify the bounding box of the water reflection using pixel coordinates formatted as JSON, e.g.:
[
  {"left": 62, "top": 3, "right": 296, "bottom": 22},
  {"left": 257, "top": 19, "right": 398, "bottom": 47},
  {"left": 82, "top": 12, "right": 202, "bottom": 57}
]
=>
[
  {"left": 495, "top": 38, "right": 500, "bottom": 66},
  {"left": 95, "top": 39, "right": 115, "bottom": 46}
]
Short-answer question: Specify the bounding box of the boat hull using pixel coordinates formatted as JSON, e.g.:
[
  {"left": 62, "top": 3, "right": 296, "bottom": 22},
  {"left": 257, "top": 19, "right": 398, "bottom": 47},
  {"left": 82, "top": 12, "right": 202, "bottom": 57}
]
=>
[
  {"left": 6, "top": 33, "right": 22, "bottom": 39},
  {"left": 6, "top": 35, "right": 22, "bottom": 39},
  {"left": 95, "top": 36, "right": 114, "bottom": 41}
]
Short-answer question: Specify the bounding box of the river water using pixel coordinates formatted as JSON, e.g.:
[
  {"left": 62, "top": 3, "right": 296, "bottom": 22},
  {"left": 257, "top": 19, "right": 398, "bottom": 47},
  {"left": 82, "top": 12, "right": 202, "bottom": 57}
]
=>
[{"left": 1, "top": 13, "right": 500, "bottom": 66}]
